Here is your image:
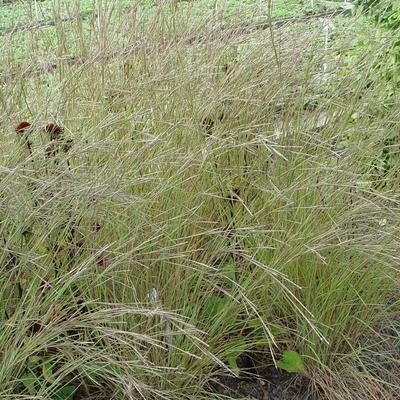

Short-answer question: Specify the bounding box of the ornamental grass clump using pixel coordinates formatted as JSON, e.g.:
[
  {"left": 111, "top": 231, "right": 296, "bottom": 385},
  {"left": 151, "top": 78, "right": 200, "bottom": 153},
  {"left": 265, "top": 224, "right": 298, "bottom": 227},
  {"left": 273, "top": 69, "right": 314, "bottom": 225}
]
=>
[{"left": 0, "top": 2, "right": 399, "bottom": 399}]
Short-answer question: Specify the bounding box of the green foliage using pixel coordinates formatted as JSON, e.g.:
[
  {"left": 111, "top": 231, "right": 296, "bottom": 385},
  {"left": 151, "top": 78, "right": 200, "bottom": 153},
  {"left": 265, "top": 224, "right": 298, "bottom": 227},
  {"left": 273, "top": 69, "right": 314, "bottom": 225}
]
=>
[
  {"left": 357, "top": 0, "right": 400, "bottom": 29},
  {"left": 277, "top": 350, "right": 305, "bottom": 373},
  {"left": 52, "top": 386, "right": 76, "bottom": 400},
  {"left": 19, "top": 367, "right": 75, "bottom": 400},
  {"left": 202, "top": 295, "right": 232, "bottom": 319},
  {"left": 357, "top": 0, "right": 400, "bottom": 88},
  {"left": 20, "top": 372, "right": 38, "bottom": 396},
  {"left": 19, "top": 357, "right": 56, "bottom": 397},
  {"left": 225, "top": 338, "right": 247, "bottom": 373}
]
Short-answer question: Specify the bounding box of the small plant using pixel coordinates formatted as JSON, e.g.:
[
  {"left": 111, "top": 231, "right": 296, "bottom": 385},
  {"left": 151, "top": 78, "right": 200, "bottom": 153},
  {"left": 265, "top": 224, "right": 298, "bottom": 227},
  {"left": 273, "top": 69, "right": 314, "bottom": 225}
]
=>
[
  {"left": 52, "top": 386, "right": 76, "bottom": 400},
  {"left": 15, "top": 121, "right": 32, "bottom": 134},
  {"left": 43, "top": 123, "right": 73, "bottom": 167},
  {"left": 19, "top": 355, "right": 76, "bottom": 399},
  {"left": 44, "top": 123, "right": 65, "bottom": 158},
  {"left": 15, "top": 121, "right": 33, "bottom": 155},
  {"left": 277, "top": 350, "right": 305, "bottom": 373},
  {"left": 45, "top": 123, "right": 64, "bottom": 141}
]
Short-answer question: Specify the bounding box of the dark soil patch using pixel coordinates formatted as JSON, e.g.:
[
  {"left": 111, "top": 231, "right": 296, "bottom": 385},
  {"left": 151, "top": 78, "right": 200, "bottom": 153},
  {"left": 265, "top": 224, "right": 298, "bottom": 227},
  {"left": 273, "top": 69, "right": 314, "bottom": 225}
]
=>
[
  {"left": 207, "top": 354, "right": 310, "bottom": 399},
  {"left": 356, "top": 302, "right": 400, "bottom": 398}
]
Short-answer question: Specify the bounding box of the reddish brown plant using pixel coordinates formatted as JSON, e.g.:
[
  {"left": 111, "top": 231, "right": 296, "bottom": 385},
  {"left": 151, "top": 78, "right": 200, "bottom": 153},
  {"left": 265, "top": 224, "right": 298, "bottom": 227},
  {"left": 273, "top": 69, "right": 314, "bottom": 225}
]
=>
[
  {"left": 96, "top": 256, "right": 112, "bottom": 269},
  {"left": 15, "top": 121, "right": 32, "bottom": 135},
  {"left": 45, "top": 123, "right": 64, "bottom": 141},
  {"left": 15, "top": 121, "right": 33, "bottom": 155}
]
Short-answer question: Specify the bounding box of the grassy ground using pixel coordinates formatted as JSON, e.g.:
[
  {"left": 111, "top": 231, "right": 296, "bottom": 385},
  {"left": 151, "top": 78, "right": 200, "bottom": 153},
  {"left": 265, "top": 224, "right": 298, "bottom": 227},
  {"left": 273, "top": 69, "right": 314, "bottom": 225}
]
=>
[
  {"left": 0, "top": 0, "right": 344, "bottom": 31},
  {"left": 0, "top": 1, "right": 399, "bottom": 399},
  {"left": 0, "top": 0, "right": 348, "bottom": 69}
]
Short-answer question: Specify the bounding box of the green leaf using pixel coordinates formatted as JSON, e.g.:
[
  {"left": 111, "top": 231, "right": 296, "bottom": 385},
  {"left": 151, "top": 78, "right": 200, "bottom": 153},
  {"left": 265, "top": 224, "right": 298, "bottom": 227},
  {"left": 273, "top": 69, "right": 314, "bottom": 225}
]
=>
[
  {"left": 247, "top": 320, "right": 287, "bottom": 341},
  {"left": 227, "top": 351, "right": 240, "bottom": 371},
  {"left": 28, "top": 355, "right": 42, "bottom": 367},
  {"left": 42, "top": 360, "right": 54, "bottom": 383},
  {"left": 336, "top": 140, "right": 348, "bottom": 150},
  {"left": 225, "top": 338, "right": 247, "bottom": 373},
  {"left": 52, "top": 385, "right": 76, "bottom": 400},
  {"left": 221, "top": 261, "right": 236, "bottom": 282},
  {"left": 277, "top": 350, "right": 305, "bottom": 373},
  {"left": 36, "top": 242, "right": 48, "bottom": 255},
  {"left": 202, "top": 295, "right": 230, "bottom": 319},
  {"left": 20, "top": 371, "right": 37, "bottom": 395}
]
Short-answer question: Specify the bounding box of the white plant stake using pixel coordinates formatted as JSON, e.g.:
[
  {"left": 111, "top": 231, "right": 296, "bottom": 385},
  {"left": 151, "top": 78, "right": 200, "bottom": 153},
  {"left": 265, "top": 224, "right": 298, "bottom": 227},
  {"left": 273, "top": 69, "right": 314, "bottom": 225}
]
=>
[
  {"left": 34, "top": 0, "right": 40, "bottom": 20},
  {"left": 147, "top": 288, "right": 173, "bottom": 348},
  {"left": 147, "top": 287, "right": 158, "bottom": 305},
  {"left": 342, "top": 1, "right": 354, "bottom": 11},
  {"left": 320, "top": 18, "right": 335, "bottom": 81}
]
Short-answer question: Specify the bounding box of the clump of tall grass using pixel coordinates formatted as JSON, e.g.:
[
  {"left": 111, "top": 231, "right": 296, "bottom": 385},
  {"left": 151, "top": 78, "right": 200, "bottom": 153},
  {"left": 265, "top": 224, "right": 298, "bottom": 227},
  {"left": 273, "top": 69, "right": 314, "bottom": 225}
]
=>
[{"left": 0, "top": 2, "right": 399, "bottom": 399}]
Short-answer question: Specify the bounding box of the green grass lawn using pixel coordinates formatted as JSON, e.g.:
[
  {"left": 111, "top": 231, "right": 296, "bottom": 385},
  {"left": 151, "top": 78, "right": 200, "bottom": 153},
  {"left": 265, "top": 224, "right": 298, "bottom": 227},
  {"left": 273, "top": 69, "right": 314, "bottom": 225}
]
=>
[{"left": 0, "top": 1, "right": 399, "bottom": 400}]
